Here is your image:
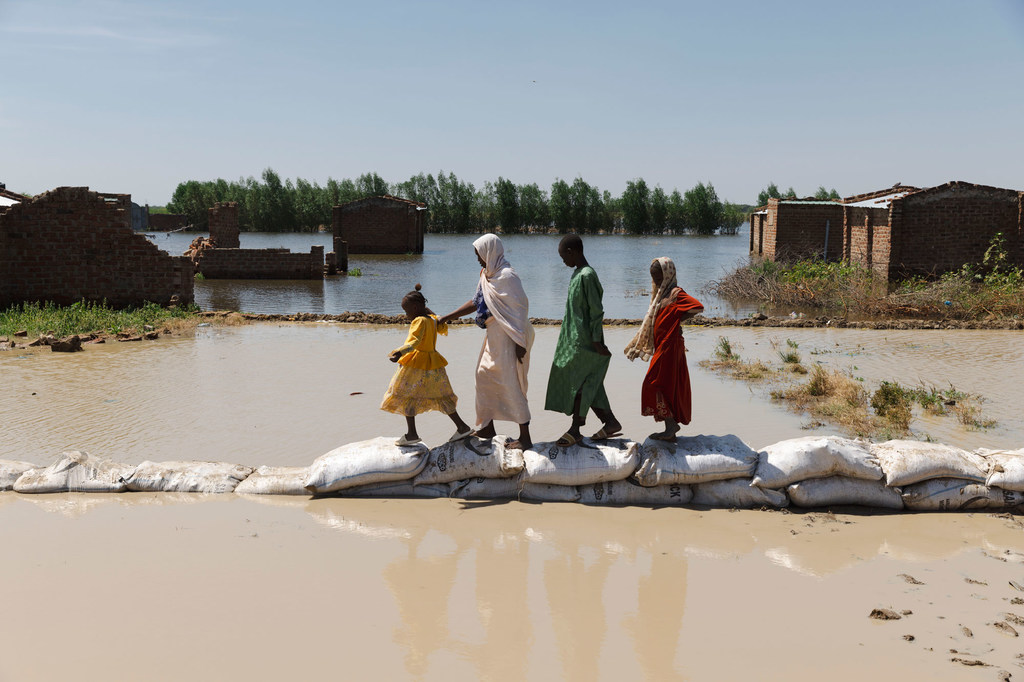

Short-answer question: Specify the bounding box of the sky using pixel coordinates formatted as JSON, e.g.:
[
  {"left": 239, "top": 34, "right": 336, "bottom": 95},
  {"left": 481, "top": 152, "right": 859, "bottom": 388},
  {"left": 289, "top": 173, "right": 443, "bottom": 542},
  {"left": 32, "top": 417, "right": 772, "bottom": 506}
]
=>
[{"left": 1, "top": 0, "right": 1022, "bottom": 205}]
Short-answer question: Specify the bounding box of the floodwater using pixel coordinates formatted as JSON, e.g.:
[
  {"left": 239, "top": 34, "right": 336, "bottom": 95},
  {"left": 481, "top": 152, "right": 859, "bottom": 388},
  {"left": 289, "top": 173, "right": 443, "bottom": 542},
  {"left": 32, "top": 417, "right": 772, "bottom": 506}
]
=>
[
  {"left": 1, "top": 493, "right": 1022, "bottom": 681},
  {"left": 5, "top": 325, "right": 1024, "bottom": 681},
  {"left": 2, "top": 325, "right": 1022, "bottom": 466},
  {"left": 147, "top": 232, "right": 756, "bottom": 318}
]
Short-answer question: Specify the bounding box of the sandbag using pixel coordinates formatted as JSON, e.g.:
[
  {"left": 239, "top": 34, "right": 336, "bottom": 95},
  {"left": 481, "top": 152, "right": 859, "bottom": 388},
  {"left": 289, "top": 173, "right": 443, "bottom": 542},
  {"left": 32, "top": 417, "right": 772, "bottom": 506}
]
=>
[
  {"left": 336, "top": 480, "right": 449, "bottom": 498},
  {"left": 901, "top": 478, "right": 1024, "bottom": 511},
  {"left": 787, "top": 476, "right": 904, "bottom": 510},
  {"left": 690, "top": 478, "right": 788, "bottom": 508},
  {"left": 13, "top": 451, "right": 133, "bottom": 493},
  {"left": 753, "top": 436, "right": 880, "bottom": 489},
  {"left": 1, "top": 460, "right": 37, "bottom": 491},
  {"left": 521, "top": 438, "right": 638, "bottom": 486},
  {"left": 125, "top": 461, "right": 254, "bottom": 493},
  {"left": 978, "top": 448, "right": 1024, "bottom": 492},
  {"left": 413, "top": 436, "right": 524, "bottom": 486},
  {"left": 579, "top": 479, "right": 692, "bottom": 506},
  {"left": 449, "top": 476, "right": 580, "bottom": 502},
  {"left": 635, "top": 435, "right": 758, "bottom": 486},
  {"left": 303, "top": 437, "right": 429, "bottom": 494},
  {"left": 234, "top": 466, "right": 309, "bottom": 495},
  {"left": 872, "top": 440, "right": 988, "bottom": 487}
]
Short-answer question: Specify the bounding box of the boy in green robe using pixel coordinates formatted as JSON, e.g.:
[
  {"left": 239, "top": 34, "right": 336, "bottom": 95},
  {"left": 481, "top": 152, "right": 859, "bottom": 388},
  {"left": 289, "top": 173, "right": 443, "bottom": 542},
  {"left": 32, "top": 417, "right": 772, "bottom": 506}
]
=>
[{"left": 545, "top": 234, "right": 623, "bottom": 447}]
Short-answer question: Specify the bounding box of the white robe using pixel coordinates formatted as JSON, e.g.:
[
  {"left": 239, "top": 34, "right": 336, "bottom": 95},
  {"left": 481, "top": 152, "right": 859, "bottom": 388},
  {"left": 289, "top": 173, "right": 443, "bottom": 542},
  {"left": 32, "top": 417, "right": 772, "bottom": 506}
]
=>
[{"left": 472, "top": 234, "right": 534, "bottom": 426}]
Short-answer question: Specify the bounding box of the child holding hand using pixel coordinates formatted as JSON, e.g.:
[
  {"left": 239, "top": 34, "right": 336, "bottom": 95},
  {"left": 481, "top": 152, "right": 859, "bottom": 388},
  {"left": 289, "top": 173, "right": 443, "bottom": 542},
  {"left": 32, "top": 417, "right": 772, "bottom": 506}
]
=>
[{"left": 382, "top": 284, "right": 472, "bottom": 446}]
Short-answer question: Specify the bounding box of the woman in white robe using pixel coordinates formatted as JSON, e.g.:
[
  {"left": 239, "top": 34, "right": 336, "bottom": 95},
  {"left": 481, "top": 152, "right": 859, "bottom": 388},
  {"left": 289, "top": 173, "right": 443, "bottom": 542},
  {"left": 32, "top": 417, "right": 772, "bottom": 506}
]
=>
[{"left": 440, "top": 234, "right": 534, "bottom": 449}]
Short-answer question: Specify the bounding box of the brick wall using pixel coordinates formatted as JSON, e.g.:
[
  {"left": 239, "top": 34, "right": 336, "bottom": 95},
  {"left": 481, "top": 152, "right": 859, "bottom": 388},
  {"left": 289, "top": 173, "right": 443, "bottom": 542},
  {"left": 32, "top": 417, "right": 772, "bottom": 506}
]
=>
[
  {"left": 333, "top": 196, "right": 425, "bottom": 254},
  {"left": 770, "top": 201, "right": 844, "bottom": 260},
  {"left": 749, "top": 213, "right": 769, "bottom": 256},
  {"left": 0, "top": 187, "right": 193, "bottom": 308},
  {"left": 208, "top": 201, "right": 240, "bottom": 249},
  {"left": 888, "top": 183, "right": 1022, "bottom": 278},
  {"left": 149, "top": 213, "right": 187, "bottom": 231},
  {"left": 843, "top": 206, "right": 888, "bottom": 269},
  {"left": 195, "top": 245, "right": 324, "bottom": 279}
]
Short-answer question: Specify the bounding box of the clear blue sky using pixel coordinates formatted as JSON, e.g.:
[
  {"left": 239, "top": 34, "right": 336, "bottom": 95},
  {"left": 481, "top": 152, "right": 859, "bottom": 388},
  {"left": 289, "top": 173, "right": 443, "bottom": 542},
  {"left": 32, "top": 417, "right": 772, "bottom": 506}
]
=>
[{"left": 2, "top": 0, "right": 1022, "bottom": 205}]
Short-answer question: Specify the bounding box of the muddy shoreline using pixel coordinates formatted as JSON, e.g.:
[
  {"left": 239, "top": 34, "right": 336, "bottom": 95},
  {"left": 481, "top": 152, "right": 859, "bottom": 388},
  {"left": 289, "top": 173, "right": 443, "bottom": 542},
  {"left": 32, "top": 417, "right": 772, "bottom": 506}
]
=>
[{"left": 206, "top": 310, "right": 1024, "bottom": 331}]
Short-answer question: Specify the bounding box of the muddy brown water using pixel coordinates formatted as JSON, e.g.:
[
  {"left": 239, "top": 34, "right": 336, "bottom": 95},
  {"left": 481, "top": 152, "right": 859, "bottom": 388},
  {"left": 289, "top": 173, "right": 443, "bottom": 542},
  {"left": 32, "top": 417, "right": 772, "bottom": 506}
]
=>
[
  {"left": 2, "top": 325, "right": 1021, "bottom": 465},
  {"left": 3, "top": 325, "right": 1023, "bottom": 681}
]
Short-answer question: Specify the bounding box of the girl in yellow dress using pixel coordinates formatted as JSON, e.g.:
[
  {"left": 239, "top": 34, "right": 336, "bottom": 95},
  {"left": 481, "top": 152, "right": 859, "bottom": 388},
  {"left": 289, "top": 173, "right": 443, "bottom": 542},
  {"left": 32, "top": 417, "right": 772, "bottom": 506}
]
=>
[{"left": 382, "top": 284, "right": 472, "bottom": 446}]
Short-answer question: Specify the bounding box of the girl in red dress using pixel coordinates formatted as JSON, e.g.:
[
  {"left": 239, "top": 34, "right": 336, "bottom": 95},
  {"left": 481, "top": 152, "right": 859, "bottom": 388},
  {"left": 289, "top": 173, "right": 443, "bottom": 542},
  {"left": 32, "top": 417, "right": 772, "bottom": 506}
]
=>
[{"left": 623, "top": 257, "right": 704, "bottom": 441}]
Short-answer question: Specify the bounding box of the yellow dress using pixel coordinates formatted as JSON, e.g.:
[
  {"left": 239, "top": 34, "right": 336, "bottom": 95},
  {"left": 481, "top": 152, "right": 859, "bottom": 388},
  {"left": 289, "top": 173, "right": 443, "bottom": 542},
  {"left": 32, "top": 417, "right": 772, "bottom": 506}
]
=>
[{"left": 380, "top": 315, "right": 459, "bottom": 416}]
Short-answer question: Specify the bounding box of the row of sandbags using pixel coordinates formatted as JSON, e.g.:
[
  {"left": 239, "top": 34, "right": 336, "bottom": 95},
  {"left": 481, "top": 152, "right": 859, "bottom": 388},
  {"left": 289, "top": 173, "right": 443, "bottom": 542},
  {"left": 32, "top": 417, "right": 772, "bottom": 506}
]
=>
[{"left": 2, "top": 435, "right": 1023, "bottom": 512}]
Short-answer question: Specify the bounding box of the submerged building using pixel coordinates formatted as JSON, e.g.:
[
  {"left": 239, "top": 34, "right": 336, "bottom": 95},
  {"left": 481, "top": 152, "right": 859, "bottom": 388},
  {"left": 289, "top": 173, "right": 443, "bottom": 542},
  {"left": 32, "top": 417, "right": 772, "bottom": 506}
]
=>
[
  {"left": 750, "top": 181, "right": 1024, "bottom": 279},
  {"left": 332, "top": 195, "right": 426, "bottom": 255}
]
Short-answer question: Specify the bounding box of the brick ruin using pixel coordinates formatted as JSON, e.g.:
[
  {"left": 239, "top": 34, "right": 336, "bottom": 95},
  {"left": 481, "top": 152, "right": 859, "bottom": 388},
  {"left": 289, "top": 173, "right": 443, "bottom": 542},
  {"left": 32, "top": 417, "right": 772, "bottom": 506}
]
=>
[
  {"left": 333, "top": 195, "right": 425, "bottom": 255},
  {"left": 191, "top": 202, "right": 325, "bottom": 279},
  {"left": 750, "top": 181, "right": 1024, "bottom": 279},
  {"left": 0, "top": 187, "right": 193, "bottom": 309}
]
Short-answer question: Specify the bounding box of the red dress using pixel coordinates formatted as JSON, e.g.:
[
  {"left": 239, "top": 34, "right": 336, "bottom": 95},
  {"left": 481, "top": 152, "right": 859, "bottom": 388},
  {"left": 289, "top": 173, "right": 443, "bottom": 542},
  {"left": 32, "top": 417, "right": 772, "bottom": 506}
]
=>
[{"left": 641, "top": 289, "right": 704, "bottom": 424}]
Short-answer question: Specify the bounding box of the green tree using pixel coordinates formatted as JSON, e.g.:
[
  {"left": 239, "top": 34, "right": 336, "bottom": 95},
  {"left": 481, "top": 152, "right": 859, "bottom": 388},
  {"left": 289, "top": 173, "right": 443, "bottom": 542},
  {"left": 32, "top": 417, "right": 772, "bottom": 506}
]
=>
[
  {"left": 550, "top": 179, "right": 572, "bottom": 232},
  {"left": 667, "top": 189, "right": 686, "bottom": 233},
  {"left": 814, "top": 186, "right": 841, "bottom": 201},
  {"left": 494, "top": 177, "right": 521, "bottom": 233},
  {"left": 621, "top": 178, "right": 650, "bottom": 234},
  {"left": 683, "top": 181, "right": 723, "bottom": 235},
  {"left": 518, "top": 183, "right": 550, "bottom": 231},
  {"left": 649, "top": 186, "right": 668, "bottom": 233},
  {"left": 757, "top": 182, "right": 782, "bottom": 207},
  {"left": 356, "top": 172, "right": 389, "bottom": 197}
]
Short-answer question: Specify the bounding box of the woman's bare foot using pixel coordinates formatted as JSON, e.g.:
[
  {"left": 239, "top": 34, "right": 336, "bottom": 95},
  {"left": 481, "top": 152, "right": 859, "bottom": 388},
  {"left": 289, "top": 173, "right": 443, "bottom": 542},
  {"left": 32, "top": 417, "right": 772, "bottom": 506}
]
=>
[{"left": 472, "top": 422, "right": 497, "bottom": 439}]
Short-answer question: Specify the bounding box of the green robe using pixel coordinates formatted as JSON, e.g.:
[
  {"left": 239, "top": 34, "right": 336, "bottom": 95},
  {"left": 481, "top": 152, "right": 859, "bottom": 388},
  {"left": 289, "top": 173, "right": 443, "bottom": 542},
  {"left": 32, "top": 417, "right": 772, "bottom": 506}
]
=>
[{"left": 544, "top": 265, "right": 611, "bottom": 416}]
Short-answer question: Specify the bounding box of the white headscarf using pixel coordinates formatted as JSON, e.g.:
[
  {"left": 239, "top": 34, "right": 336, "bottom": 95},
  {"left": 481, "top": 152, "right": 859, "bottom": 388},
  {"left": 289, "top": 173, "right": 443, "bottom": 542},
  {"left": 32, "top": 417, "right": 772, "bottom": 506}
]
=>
[
  {"left": 473, "top": 233, "right": 533, "bottom": 349},
  {"left": 624, "top": 257, "right": 678, "bottom": 362}
]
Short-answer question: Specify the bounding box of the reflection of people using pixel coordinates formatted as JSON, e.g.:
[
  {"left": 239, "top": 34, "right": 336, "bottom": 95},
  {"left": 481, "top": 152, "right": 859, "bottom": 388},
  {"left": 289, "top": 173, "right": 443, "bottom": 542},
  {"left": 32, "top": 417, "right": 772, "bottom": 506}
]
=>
[
  {"left": 381, "top": 284, "right": 471, "bottom": 445},
  {"left": 440, "top": 234, "right": 534, "bottom": 449},
  {"left": 545, "top": 234, "right": 622, "bottom": 447},
  {"left": 624, "top": 257, "right": 704, "bottom": 441}
]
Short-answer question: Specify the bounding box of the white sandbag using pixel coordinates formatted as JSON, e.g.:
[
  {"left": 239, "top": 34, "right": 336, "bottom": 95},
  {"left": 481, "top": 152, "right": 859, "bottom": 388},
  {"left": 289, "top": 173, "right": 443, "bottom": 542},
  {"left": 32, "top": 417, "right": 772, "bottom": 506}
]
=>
[
  {"left": 1, "top": 460, "right": 37, "bottom": 491},
  {"left": 521, "top": 438, "right": 638, "bottom": 486},
  {"left": 977, "top": 448, "right": 1024, "bottom": 492},
  {"left": 303, "top": 437, "right": 429, "bottom": 494},
  {"left": 787, "top": 476, "right": 904, "bottom": 510},
  {"left": 901, "top": 478, "right": 1024, "bottom": 511},
  {"left": 449, "top": 476, "right": 581, "bottom": 502},
  {"left": 125, "top": 461, "right": 254, "bottom": 493},
  {"left": 12, "top": 451, "right": 133, "bottom": 493},
  {"left": 690, "top": 478, "right": 788, "bottom": 508},
  {"left": 234, "top": 466, "right": 309, "bottom": 495},
  {"left": 579, "top": 479, "right": 692, "bottom": 506},
  {"left": 413, "top": 436, "right": 524, "bottom": 485},
  {"left": 336, "top": 480, "right": 449, "bottom": 498},
  {"left": 635, "top": 434, "right": 758, "bottom": 486},
  {"left": 753, "top": 436, "right": 880, "bottom": 489},
  {"left": 872, "top": 440, "right": 988, "bottom": 487}
]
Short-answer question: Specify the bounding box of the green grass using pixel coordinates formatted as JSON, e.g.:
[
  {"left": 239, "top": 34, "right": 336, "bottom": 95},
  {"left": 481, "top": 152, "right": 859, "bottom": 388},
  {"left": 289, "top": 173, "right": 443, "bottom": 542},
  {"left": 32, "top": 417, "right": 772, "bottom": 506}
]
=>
[
  {"left": 0, "top": 301, "right": 199, "bottom": 338},
  {"left": 347, "top": 268, "right": 363, "bottom": 277}
]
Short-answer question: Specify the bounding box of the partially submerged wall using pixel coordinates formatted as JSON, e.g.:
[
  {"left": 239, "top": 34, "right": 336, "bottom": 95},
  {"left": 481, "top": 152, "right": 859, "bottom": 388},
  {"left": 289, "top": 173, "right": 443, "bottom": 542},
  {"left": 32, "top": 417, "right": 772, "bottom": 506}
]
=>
[
  {"left": 208, "top": 201, "right": 240, "bottom": 248},
  {"left": 195, "top": 246, "right": 324, "bottom": 279},
  {"left": 333, "top": 196, "right": 425, "bottom": 254},
  {"left": 0, "top": 187, "right": 193, "bottom": 308}
]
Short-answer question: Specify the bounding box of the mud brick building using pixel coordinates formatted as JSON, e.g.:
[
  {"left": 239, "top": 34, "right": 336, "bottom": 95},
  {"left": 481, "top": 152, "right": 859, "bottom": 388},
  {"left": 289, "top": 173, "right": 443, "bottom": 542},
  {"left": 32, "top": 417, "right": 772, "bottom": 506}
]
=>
[
  {"left": 0, "top": 187, "right": 193, "bottom": 308},
  {"left": 333, "top": 195, "right": 426, "bottom": 255},
  {"left": 750, "top": 181, "right": 1024, "bottom": 280},
  {"left": 192, "top": 202, "right": 324, "bottom": 279}
]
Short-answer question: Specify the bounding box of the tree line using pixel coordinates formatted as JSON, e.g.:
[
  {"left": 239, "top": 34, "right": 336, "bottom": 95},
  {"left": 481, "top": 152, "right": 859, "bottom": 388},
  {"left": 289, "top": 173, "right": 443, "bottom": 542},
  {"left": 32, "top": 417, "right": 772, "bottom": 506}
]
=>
[
  {"left": 757, "top": 183, "right": 841, "bottom": 206},
  {"left": 164, "top": 168, "right": 751, "bottom": 235}
]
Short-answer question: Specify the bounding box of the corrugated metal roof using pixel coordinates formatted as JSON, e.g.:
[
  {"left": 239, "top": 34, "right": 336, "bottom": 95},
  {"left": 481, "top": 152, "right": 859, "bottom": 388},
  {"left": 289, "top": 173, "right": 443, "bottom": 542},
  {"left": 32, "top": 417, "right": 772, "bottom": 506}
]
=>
[
  {"left": 0, "top": 196, "right": 20, "bottom": 207},
  {"left": 844, "top": 189, "right": 915, "bottom": 208},
  {"left": 778, "top": 200, "right": 841, "bottom": 205}
]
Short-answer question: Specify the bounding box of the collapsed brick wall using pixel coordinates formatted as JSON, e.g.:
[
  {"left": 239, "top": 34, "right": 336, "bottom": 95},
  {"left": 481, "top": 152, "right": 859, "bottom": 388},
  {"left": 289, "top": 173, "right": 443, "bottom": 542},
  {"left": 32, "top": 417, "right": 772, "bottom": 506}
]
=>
[
  {"left": 333, "top": 196, "right": 425, "bottom": 254},
  {"left": 0, "top": 187, "right": 193, "bottom": 309},
  {"left": 888, "top": 183, "right": 1023, "bottom": 279},
  {"left": 208, "top": 201, "right": 240, "bottom": 248},
  {"left": 195, "top": 246, "right": 324, "bottom": 279},
  {"left": 149, "top": 213, "right": 188, "bottom": 231}
]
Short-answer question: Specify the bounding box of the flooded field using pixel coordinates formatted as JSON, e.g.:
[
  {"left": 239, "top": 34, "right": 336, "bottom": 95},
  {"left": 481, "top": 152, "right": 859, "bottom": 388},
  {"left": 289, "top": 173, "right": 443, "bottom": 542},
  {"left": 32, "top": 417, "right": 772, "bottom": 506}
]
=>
[
  {"left": 147, "top": 232, "right": 756, "bottom": 318},
  {"left": 4, "top": 324, "right": 1023, "bottom": 681},
  {"left": 2, "top": 324, "right": 1021, "bottom": 466}
]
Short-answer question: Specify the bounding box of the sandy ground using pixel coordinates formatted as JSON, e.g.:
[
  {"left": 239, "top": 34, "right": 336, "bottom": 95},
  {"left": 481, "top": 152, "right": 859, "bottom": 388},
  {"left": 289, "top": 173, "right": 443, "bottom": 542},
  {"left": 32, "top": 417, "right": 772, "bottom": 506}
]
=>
[
  {"left": 3, "top": 324, "right": 1023, "bottom": 681},
  {"left": 1, "top": 494, "right": 1022, "bottom": 681}
]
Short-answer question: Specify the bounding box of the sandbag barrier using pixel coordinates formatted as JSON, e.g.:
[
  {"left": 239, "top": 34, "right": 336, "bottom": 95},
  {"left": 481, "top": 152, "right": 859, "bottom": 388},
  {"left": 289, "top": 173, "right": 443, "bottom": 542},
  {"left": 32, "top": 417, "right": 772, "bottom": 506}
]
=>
[{"left": 2, "top": 435, "right": 1023, "bottom": 512}]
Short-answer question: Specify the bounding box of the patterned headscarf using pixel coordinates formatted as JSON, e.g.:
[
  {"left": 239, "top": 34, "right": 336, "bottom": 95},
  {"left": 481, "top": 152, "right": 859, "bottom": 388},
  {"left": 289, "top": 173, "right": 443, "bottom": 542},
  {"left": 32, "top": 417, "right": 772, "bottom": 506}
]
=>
[{"left": 624, "top": 257, "right": 678, "bottom": 362}]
